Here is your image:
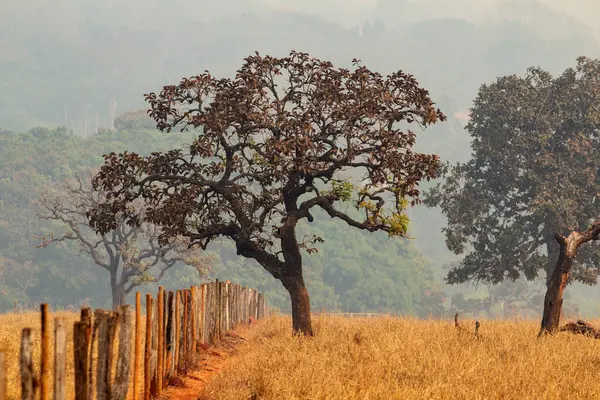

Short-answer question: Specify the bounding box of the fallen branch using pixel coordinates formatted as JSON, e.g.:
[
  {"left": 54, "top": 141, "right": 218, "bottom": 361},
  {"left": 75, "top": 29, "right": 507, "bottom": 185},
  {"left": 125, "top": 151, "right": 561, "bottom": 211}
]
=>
[{"left": 558, "top": 320, "right": 600, "bottom": 339}]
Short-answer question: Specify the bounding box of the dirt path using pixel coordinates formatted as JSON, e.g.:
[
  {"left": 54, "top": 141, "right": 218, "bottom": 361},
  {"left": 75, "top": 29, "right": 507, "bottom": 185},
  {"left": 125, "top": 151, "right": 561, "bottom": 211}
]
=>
[{"left": 163, "top": 325, "right": 254, "bottom": 400}]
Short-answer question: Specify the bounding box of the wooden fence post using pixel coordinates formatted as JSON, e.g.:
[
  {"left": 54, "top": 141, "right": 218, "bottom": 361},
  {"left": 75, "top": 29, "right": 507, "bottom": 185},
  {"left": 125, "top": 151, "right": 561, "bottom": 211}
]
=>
[
  {"left": 174, "top": 291, "right": 180, "bottom": 376},
  {"left": 241, "top": 287, "right": 247, "bottom": 324},
  {"left": 54, "top": 318, "right": 67, "bottom": 400},
  {"left": 166, "top": 291, "right": 174, "bottom": 380},
  {"left": 187, "top": 290, "right": 193, "bottom": 355},
  {"left": 73, "top": 321, "right": 89, "bottom": 400},
  {"left": 205, "top": 284, "right": 213, "bottom": 346},
  {"left": 200, "top": 284, "right": 206, "bottom": 345},
  {"left": 21, "top": 328, "right": 35, "bottom": 400},
  {"left": 134, "top": 293, "right": 141, "bottom": 400},
  {"left": 112, "top": 305, "right": 132, "bottom": 399},
  {"left": 157, "top": 287, "right": 164, "bottom": 396},
  {"left": 151, "top": 298, "right": 158, "bottom": 399},
  {"left": 0, "top": 352, "right": 6, "bottom": 400},
  {"left": 191, "top": 286, "right": 197, "bottom": 352},
  {"left": 224, "top": 281, "right": 230, "bottom": 332},
  {"left": 94, "top": 310, "right": 110, "bottom": 400},
  {"left": 144, "top": 295, "right": 152, "bottom": 400},
  {"left": 80, "top": 307, "right": 94, "bottom": 400},
  {"left": 40, "top": 304, "right": 50, "bottom": 400},
  {"left": 216, "top": 280, "right": 222, "bottom": 340},
  {"left": 162, "top": 288, "right": 168, "bottom": 388},
  {"left": 258, "top": 293, "right": 264, "bottom": 320}
]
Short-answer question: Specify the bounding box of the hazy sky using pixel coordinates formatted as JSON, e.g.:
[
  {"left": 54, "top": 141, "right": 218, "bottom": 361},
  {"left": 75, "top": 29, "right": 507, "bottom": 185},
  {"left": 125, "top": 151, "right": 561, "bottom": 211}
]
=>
[{"left": 260, "top": 0, "right": 600, "bottom": 35}]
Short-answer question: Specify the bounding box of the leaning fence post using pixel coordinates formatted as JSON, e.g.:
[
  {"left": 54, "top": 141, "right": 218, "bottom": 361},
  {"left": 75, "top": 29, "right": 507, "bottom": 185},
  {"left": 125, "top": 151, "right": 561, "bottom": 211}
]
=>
[
  {"left": 54, "top": 318, "right": 67, "bottom": 400},
  {"left": 0, "top": 352, "right": 6, "bottom": 400},
  {"left": 21, "top": 328, "right": 35, "bottom": 400},
  {"left": 41, "top": 304, "right": 50, "bottom": 400}
]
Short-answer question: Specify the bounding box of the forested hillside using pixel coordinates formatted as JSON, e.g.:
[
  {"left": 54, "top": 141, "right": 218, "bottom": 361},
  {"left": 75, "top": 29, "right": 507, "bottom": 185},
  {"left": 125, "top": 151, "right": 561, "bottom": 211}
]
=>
[{"left": 0, "top": 126, "right": 443, "bottom": 315}]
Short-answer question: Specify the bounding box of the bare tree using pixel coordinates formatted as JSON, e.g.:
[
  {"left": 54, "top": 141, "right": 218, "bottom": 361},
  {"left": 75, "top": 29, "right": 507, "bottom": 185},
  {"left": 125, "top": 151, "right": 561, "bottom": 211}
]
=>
[{"left": 37, "top": 176, "right": 211, "bottom": 308}]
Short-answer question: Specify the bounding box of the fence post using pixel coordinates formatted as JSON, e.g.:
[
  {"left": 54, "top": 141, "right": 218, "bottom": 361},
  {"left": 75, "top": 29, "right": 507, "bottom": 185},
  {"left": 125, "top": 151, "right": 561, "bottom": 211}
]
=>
[
  {"left": 224, "top": 281, "right": 230, "bottom": 332},
  {"left": 21, "top": 328, "right": 35, "bottom": 400},
  {"left": 200, "top": 284, "right": 206, "bottom": 345},
  {"left": 0, "top": 352, "right": 6, "bottom": 400},
  {"left": 134, "top": 293, "right": 141, "bottom": 400},
  {"left": 157, "top": 287, "right": 164, "bottom": 396},
  {"left": 144, "top": 295, "right": 152, "bottom": 400},
  {"left": 73, "top": 321, "right": 89, "bottom": 400},
  {"left": 166, "top": 291, "right": 174, "bottom": 380},
  {"left": 95, "top": 310, "right": 110, "bottom": 400},
  {"left": 163, "top": 288, "right": 168, "bottom": 389},
  {"left": 191, "top": 286, "right": 197, "bottom": 352},
  {"left": 181, "top": 290, "right": 188, "bottom": 372},
  {"left": 112, "top": 305, "right": 132, "bottom": 399},
  {"left": 54, "top": 318, "right": 67, "bottom": 400},
  {"left": 80, "top": 308, "right": 94, "bottom": 400},
  {"left": 40, "top": 304, "right": 50, "bottom": 400},
  {"left": 187, "top": 290, "right": 193, "bottom": 355},
  {"left": 150, "top": 297, "right": 158, "bottom": 398},
  {"left": 174, "top": 291, "right": 180, "bottom": 376},
  {"left": 240, "top": 287, "right": 249, "bottom": 325},
  {"left": 206, "top": 284, "right": 213, "bottom": 345}
]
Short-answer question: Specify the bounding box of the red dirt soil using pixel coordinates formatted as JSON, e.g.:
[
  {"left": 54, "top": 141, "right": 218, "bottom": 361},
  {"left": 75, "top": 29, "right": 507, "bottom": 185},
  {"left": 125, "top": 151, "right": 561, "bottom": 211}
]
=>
[{"left": 163, "top": 321, "right": 256, "bottom": 400}]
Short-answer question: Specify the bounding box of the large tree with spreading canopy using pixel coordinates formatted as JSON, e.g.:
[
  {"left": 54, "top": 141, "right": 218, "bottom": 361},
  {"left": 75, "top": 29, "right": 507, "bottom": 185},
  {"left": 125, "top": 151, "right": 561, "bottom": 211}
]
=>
[
  {"left": 425, "top": 57, "right": 600, "bottom": 334},
  {"left": 86, "top": 51, "right": 445, "bottom": 335}
]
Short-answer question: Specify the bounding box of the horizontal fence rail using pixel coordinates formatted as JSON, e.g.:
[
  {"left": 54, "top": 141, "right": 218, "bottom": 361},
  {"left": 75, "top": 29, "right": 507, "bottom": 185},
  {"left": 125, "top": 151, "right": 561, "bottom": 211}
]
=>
[
  {"left": 313, "top": 313, "right": 390, "bottom": 318},
  {"left": 0, "top": 279, "right": 267, "bottom": 400}
]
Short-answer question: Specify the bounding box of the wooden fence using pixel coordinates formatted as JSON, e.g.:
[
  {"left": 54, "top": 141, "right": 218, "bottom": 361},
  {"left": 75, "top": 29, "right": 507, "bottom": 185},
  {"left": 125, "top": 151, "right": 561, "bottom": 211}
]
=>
[{"left": 0, "top": 280, "right": 267, "bottom": 400}]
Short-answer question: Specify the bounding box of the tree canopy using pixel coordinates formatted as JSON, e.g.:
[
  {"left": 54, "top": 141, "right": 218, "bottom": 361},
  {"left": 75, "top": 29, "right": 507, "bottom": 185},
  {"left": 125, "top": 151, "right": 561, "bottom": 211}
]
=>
[{"left": 425, "top": 56, "right": 600, "bottom": 287}]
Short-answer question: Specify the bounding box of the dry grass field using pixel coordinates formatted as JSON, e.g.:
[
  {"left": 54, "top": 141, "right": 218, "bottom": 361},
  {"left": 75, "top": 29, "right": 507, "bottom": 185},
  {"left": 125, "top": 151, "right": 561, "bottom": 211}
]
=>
[
  {"left": 0, "top": 310, "right": 145, "bottom": 400},
  {"left": 4, "top": 311, "right": 600, "bottom": 399},
  {"left": 201, "top": 315, "right": 600, "bottom": 400}
]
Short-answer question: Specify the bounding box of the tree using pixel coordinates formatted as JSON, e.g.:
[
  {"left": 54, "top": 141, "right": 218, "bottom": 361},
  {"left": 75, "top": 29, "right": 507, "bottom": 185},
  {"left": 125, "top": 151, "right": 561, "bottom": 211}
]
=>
[
  {"left": 425, "top": 57, "right": 600, "bottom": 333},
  {"left": 425, "top": 57, "right": 600, "bottom": 288},
  {"left": 37, "top": 176, "right": 211, "bottom": 308},
  {"left": 86, "top": 51, "right": 446, "bottom": 335}
]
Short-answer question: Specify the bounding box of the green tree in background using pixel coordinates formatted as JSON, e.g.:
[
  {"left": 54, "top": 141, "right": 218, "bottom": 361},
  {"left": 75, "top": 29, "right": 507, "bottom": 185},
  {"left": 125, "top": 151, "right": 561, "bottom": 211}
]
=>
[{"left": 425, "top": 57, "right": 600, "bottom": 330}]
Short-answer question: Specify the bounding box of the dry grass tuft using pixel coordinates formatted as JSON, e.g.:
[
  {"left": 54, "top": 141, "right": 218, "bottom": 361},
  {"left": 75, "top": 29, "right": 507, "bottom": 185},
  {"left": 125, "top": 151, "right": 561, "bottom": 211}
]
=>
[{"left": 202, "top": 315, "right": 600, "bottom": 400}]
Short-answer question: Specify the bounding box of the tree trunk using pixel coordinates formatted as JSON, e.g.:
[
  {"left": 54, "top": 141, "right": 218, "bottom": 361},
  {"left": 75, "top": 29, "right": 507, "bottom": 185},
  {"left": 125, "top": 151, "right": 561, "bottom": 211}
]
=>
[
  {"left": 283, "top": 276, "right": 314, "bottom": 336},
  {"left": 539, "top": 221, "right": 600, "bottom": 337},
  {"left": 110, "top": 272, "right": 126, "bottom": 310},
  {"left": 545, "top": 238, "right": 559, "bottom": 288}
]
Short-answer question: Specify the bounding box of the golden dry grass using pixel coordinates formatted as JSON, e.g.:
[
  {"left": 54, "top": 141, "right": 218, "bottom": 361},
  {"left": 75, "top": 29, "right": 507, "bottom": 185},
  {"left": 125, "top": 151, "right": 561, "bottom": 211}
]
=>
[
  {"left": 202, "top": 315, "right": 600, "bottom": 400},
  {"left": 0, "top": 309, "right": 145, "bottom": 400}
]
